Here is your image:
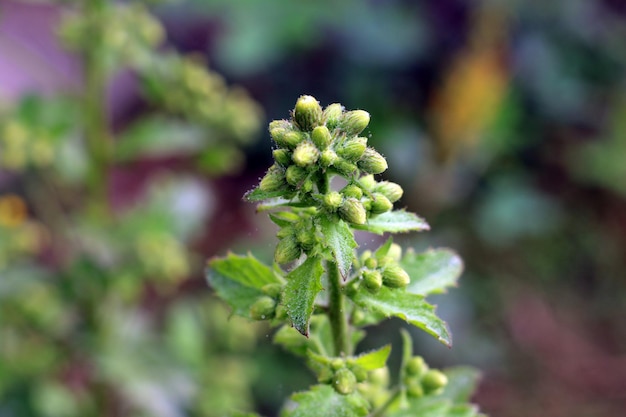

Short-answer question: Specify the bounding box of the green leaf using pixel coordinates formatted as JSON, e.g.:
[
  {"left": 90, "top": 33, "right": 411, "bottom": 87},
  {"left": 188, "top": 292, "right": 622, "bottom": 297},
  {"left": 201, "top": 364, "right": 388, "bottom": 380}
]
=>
[
  {"left": 349, "top": 287, "right": 451, "bottom": 347},
  {"left": 281, "top": 385, "right": 369, "bottom": 417},
  {"left": 244, "top": 187, "right": 289, "bottom": 202},
  {"left": 320, "top": 218, "right": 357, "bottom": 279},
  {"left": 274, "top": 315, "right": 334, "bottom": 357},
  {"left": 402, "top": 249, "right": 463, "bottom": 296},
  {"left": 207, "top": 253, "right": 281, "bottom": 317},
  {"left": 353, "top": 344, "right": 391, "bottom": 370},
  {"left": 353, "top": 210, "right": 429, "bottom": 235},
  {"left": 374, "top": 237, "right": 394, "bottom": 258},
  {"left": 284, "top": 257, "right": 324, "bottom": 336}
]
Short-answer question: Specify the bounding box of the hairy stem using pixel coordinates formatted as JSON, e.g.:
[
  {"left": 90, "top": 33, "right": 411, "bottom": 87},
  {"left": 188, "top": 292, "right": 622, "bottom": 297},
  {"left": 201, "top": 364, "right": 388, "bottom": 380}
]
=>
[
  {"left": 84, "top": 0, "right": 111, "bottom": 217},
  {"left": 327, "top": 259, "right": 349, "bottom": 356}
]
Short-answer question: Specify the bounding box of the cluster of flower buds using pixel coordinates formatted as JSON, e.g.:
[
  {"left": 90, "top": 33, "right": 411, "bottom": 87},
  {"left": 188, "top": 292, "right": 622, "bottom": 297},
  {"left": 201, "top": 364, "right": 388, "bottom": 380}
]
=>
[
  {"left": 403, "top": 356, "right": 448, "bottom": 398},
  {"left": 317, "top": 357, "right": 370, "bottom": 395},
  {"left": 272, "top": 209, "right": 320, "bottom": 265},
  {"left": 259, "top": 96, "right": 390, "bottom": 204},
  {"left": 355, "top": 243, "right": 410, "bottom": 291},
  {"left": 321, "top": 174, "right": 404, "bottom": 226}
]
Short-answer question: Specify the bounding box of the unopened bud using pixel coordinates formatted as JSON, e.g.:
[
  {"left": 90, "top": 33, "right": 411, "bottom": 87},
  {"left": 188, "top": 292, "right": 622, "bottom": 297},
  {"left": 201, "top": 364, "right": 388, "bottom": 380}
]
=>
[
  {"left": 357, "top": 148, "right": 388, "bottom": 174},
  {"left": 259, "top": 165, "right": 286, "bottom": 192},
  {"left": 311, "top": 125, "right": 332, "bottom": 150},
  {"left": 262, "top": 283, "right": 283, "bottom": 298},
  {"left": 406, "top": 356, "right": 427, "bottom": 377},
  {"left": 387, "top": 243, "right": 402, "bottom": 261},
  {"left": 407, "top": 381, "right": 424, "bottom": 398},
  {"left": 286, "top": 165, "right": 308, "bottom": 186},
  {"left": 324, "top": 191, "right": 344, "bottom": 211},
  {"left": 341, "top": 184, "right": 363, "bottom": 199},
  {"left": 276, "top": 225, "right": 294, "bottom": 239},
  {"left": 331, "top": 359, "right": 344, "bottom": 371},
  {"left": 269, "top": 120, "right": 296, "bottom": 148},
  {"left": 323, "top": 103, "right": 344, "bottom": 129},
  {"left": 375, "top": 181, "right": 403, "bottom": 203},
  {"left": 274, "top": 235, "right": 301, "bottom": 264},
  {"left": 364, "top": 257, "right": 377, "bottom": 269},
  {"left": 421, "top": 370, "right": 448, "bottom": 394},
  {"left": 293, "top": 95, "right": 323, "bottom": 131},
  {"left": 333, "top": 159, "right": 358, "bottom": 177},
  {"left": 362, "top": 269, "right": 383, "bottom": 292},
  {"left": 338, "top": 137, "right": 367, "bottom": 161},
  {"left": 301, "top": 178, "right": 314, "bottom": 193},
  {"left": 339, "top": 197, "right": 367, "bottom": 225},
  {"left": 292, "top": 141, "right": 320, "bottom": 167},
  {"left": 382, "top": 264, "right": 410, "bottom": 288},
  {"left": 272, "top": 148, "right": 291, "bottom": 166},
  {"left": 296, "top": 227, "right": 317, "bottom": 251},
  {"left": 320, "top": 149, "right": 338, "bottom": 168},
  {"left": 370, "top": 193, "right": 392, "bottom": 214},
  {"left": 340, "top": 110, "right": 370, "bottom": 136},
  {"left": 249, "top": 296, "right": 276, "bottom": 320},
  {"left": 359, "top": 174, "right": 377, "bottom": 190},
  {"left": 351, "top": 366, "right": 368, "bottom": 383},
  {"left": 334, "top": 368, "right": 357, "bottom": 395}
]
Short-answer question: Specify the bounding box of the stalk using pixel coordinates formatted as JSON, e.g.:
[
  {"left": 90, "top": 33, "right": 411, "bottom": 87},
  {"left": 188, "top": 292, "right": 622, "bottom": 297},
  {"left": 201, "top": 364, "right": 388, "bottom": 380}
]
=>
[{"left": 327, "top": 259, "right": 349, "bottom": 356}]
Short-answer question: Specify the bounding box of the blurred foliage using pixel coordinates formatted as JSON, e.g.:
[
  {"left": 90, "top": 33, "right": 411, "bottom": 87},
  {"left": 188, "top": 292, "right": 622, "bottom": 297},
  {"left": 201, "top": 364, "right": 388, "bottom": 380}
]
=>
[{"left": 0, "top": 0, "right": 264, "bottom": 416}]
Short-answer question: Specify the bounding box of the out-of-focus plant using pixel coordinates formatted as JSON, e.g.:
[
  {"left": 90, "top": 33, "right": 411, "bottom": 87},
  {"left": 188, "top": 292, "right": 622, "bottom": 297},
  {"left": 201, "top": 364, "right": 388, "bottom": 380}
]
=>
[
  {"left": 208, "top": 95, "right": 484, "bottom": 417},
  {"left": 0, "top": 1, "right": 263, "bottom": 416}
]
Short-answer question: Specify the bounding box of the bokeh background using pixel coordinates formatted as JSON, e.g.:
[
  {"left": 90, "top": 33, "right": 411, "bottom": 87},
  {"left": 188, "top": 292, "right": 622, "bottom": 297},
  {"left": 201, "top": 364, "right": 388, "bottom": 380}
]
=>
[{"left": 1, "top": 0, "right": 626, "bottom": 416}]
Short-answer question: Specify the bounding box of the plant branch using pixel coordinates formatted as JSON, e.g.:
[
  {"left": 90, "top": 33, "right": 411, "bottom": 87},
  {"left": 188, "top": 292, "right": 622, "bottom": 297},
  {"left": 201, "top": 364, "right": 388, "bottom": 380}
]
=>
[{"left": 327, "top": 259, "right": 349, "bottom": 356}]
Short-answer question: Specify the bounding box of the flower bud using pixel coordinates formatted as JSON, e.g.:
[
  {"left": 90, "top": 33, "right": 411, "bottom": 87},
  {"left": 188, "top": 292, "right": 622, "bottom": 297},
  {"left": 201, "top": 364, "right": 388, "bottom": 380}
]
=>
[
  {"left": 262, "top": 283, "right": 283, "bottom": 298},
  {"left": 301, "top": 178, "right": 314, "bottom": 193},
  {"left": 320, "top": 149, "right": 338, "bottom": 168},
  {"left": 324, "top": 191, "right": 344, "bottom": 211},
  {"left": 364, "top": 257, "right": 377, "bottom": 269},
  {"left": 249, "top": 296, "right": 276, "bottom": 320},
  {"left": 311, "top": 125, "right": 332, "bottom": 150},
  {"left": 286, "top": 165, "right": 308, "bottom": 186},
  {"left": 341, "top": 184, "right": 363, "bottom": 199},
  {"left": 407, "top": 381, "right": 424, "bottom": 398},
  {"left": 259, "top": 165, "right": 286, "bottom": 192},
  {"left": 334, "top": 368, "right": 357, "bottom": 395},
  {"left": 340, "top": 110, "right": 370, "bottom": 136},
  {"left": 338, "top": 137, "right": 367, "bottom": 161},
  {"left": 350, "top": 366, "right": 368, "bottom": 383},
  {"left": 387, "top": 243, "right": 402, "bottom": 261},
  {"left": 296, "top": 227, "right": 317, "bottom": 251},
  {"left": 405, "top": 356, "right": 427, "bottom": 377},
  {"left": 292, "top": 140, "right": 320, "bottom": 167},
  {"left": 323, "top": 103, "right": 344, "bottom": 129},
  {"left": 331, "top": 359, "right": 345, "bottom": 371},
  {"left": 333, "top": 159, "right": 358, "bottom": 177},
  {"left": 318, "top": 367, "right": 334, "bottom": 384},
  {"left": 369, "top": 193, "right": 392, "bottom": 214},
  {"left": 382, "top": 264, "right": 410, "bottom": 288},
  {"left": 421, "top": 370, "right": 448, "bottom": 394},
  {"left": 359, "top": 174, "right": 377, "bottom": 190},
  {"left": 357, "top": 148, "right": 388, "bottom": 174},
  {"left": 276, "top": 225, "right": 294, "bottom": 239},
  {"left": 274, "top": 235, "right": 301, "bottom": 264},
  {"left": 362, "top": 269, "right": 383, "bottom": 292},
  {"left": 269, "top": 120, "right": 293, "bottom": 147},
  {"left": 369, "top": 367, "right": 390, "bottom": 387},
  {"left": 375, "top": 181, "right": 403, "bottom": 203},
  {"left": 272, "top": 148, "right": 291, "bottom": 166},
  {"left": 293, "top": 95, "right": 323, "bottom": 131},
  {"left": 339, "top": 197, "right": 367, "bottom": 225}
]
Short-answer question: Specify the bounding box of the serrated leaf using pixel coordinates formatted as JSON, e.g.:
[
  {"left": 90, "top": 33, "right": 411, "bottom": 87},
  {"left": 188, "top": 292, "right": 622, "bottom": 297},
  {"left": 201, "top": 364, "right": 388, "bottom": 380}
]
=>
[
  {"left": 320, "top": 218, "right": 357, "bottom": 279},
  {"left": 374, "top": 237, "right": 394, "bottom": 258},
  {"left": 281, "top": 385, "right": 369, "bottom": 417},
  {"left": 284, "top": 257, "right": 324, "bottom": 336},
  {"left": 349, "top": 287, "right": 451, "bottom": 347},
  {"left": 207, "top": 253, "right": 280, "bottom": 317},
  {"left": 353, "top": 344, "right": 391, "bottom": 370},
  {"left": 353, "top": 210, "right": 429, "bottom": 235},
  {"left": 269, "top": 212, "right": 296, "bottom": 227},
  {"left": 402, "top": 249, "right": 463, "bottom": 296}
]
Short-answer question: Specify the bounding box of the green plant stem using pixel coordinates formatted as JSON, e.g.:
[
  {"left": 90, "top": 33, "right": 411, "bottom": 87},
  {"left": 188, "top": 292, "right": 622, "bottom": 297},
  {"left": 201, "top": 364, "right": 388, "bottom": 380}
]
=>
[
  {"left": 327, "top": 259, "right": 349, "bottom": 356},
  {"left": 84, "top": 0, "right": 111, "bottom": 217},
  {"left": 369, "top": 387, "right": 401, "bottom": 417}
]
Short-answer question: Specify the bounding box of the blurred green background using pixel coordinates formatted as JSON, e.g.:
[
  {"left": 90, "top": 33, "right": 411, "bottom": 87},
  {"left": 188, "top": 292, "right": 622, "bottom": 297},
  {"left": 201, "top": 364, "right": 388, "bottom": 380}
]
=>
[{"left": 1, "top": 0, "right": 626, "bottom": 416}]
